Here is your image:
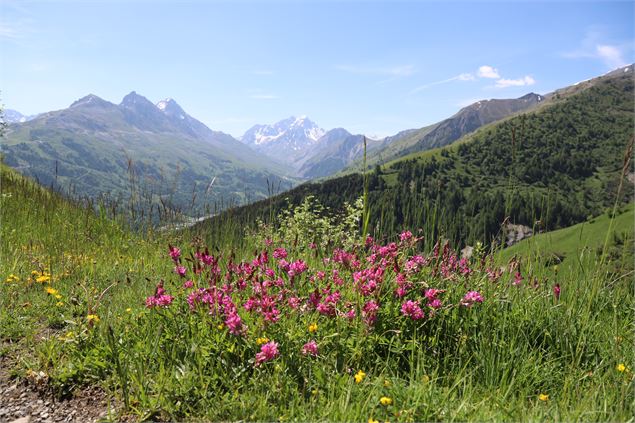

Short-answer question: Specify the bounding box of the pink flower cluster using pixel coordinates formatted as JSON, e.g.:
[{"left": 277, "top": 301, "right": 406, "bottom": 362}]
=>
[
  {"left": 255, "top": 341, "right": 279, "bottom": 366},
  {"left": 460, "top": 290, "right": 484, "bottom": 307},
  {"left": 145, "top": 283, "right": 174, "bottom": 308},
  {"left": 401, "top": 300, "right": 425, "bottom": 320},
  {"left": 145, "top": 238, "right": 543, "bottom": 371},
  {"left": 302, "top": 340, "right": 318, "bottom": 356}
]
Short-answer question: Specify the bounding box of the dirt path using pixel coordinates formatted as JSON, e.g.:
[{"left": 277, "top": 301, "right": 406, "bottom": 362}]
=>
[{"left": 0, "top": 351, "right": 116, "bottom": 423}]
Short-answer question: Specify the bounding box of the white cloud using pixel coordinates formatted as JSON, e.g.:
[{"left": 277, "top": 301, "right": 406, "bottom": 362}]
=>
[
  {"left": 596, "top": 44, "right": 626, "bottom": 69},
  {"left": 495, "top": 75, "right": 536, "bottom": 88},
  {"left": 563, "top": 28, "right": 629, "bottom": 70},
  {"left": 477, "top": 65, "right": 500, "bottom": 79},
  {"left": 335, "top": 64, "right": 416, "bottom": 77},
  {"left": 410, "top": 73, "right": 474, "bottom": 94}
]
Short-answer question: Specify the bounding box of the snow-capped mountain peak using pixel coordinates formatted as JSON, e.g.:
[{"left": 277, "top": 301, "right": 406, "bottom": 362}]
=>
[{"left": 242, "top": 116, "right": 325, "bottom": 151}]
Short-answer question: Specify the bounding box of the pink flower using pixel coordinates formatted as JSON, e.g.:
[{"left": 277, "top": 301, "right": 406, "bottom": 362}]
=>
[
  {"left": 553, "top": 283, "right": 561, "bottom": 300},
  {"left": 273, "top": 248, "right": 288, "bottom": 259},
  {"left": 401, "top": 300, "right": 425, "bottom": 320},
  {"left": 400, "top": 230, "right": 413, "bottom": 242},
  {"left": 146, "top": 283, "right": 174, "bottom": 308},
  {"left": 362, "top": 300, "right": 380, "bottom": 326},
  {"left": 316, "top": 302, "right": 335, "bottom": 316},
  {"left": 428, "top": 298, "right": 442, "bottom": 309},
  {"left": 424, "top": 288, "right": 443, "bottom": 300},
  {"left": 288, "top": 296, "right": 301, "bottom": 309},
  {"left": 225, "top": 310, "right": 246, "bottom": 335},
  {"left": 460, "top": 290, "right": 484, "bottom": 307},
  {"left": 182, "top": 280, "right": 194, "bottom": 289},
  {"left": 168, "top": 245, "right": 181, "bottom": 262},
  {"left": 174, "top": 265, "right": 187, "bottom": 277},
  {"left": 513, "top": 271, "right": 523, "bottom": 286},
  {"left": 309, "top": 242, "right": 317, "bottom": 250},
  {"left": 255, "top": 341, "right": 279, "bottom": 366},
  {"left": 344, "top": 307, "right": 356, "bottom": 320},
  {"left": 302, "top": 340, "right": 318, "bottom": 356},
  {"left": 288, "top": 260, "right": 308, "bottom": 277}
]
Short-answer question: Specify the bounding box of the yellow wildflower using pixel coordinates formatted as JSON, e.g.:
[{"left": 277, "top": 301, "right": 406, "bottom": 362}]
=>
[
  {"left": 217, "top": 323, "right": 225, "bottom": 330},
  {"left": 56, "top": 302, "right": 64, "bottom": 307},
  {"left": 383, "top": 379, "right": 391, "bottom": 387},
  {"left": 126, "top": 308, "right": 132, "bottom": 313},
  {"left": 256, "top": 337, "right": 270, "bottom": 345},
  {"left": 36, "top": 275, "right": 51, "bottom": 283},
  {"left": 422, "top": 375, "right": 430, "bottom": 383},
  {"left": 538, "top": 393, "right": 549, "bottom": 402},
  {"left": 354, "top": 370, "right": 366, "bottom": 383},
  {"left": 54, "top": 294, "right": 62, "bottom": 300},
  {"left": 368, "top": 418, "right": 379, "bottom": 423},
  {"left": 380, "top": 396, "right": 393, "bottom": 406},
  {"left": 87, "top": 314, "right": 100, "bottom": 323},
  {"left": 45, "top": 287, "right": 59, "bottom": 296},
  {"left": 617, "top": 363, "right": 627, "bottom": 372},
  {"left": 308, "top": 323, "right": 318, "bottom": 333}
]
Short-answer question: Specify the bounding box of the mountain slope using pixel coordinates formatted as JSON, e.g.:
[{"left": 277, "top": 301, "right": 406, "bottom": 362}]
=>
[
  {"left": 343, "top": 92, "right": 545, "bottom": 173},
  {"left": 499, "top": 203, "right": 634, "bottom": 273},
  {"left": 194, "top": 65, "right": 634, "bottom": 249},
  {"left": 2, "top": 92, "right": 297, "bottom": 218}
]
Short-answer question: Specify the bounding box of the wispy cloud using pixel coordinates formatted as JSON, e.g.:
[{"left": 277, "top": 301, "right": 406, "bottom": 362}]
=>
[
  {"left": 595, "top": 45, "right": 626, "bottom": 69},
  {"left": 563, "top": 28, "right": 629, "bottom": 69},
  {"left": 477, "top": 65, "right": 500, "bottom": 79},
  {"left": 335, "top": 64, "right": 416, "bottom": 77},
  {"left": 410, "top": 73, "right": 474, "bottom": 94},
  {"left": 0, "top": 20, "right": 28, "bottom": 39},
  {"left": 495, "top": 76, "right": 535, "bottom": 88},
  {"left": 412, "top": 64, "right": 537, "bottom": 93}
]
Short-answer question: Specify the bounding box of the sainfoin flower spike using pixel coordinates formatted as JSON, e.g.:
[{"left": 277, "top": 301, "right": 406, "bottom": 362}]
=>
[
  {"left": 255, "top": 341, "right": 280, "bottom": 366},
  {"left": 460, "top": 290, "right": 483, "bottom": 307},
  {"left": 302, "top": 340, "right": 318, "bottom": 356}
]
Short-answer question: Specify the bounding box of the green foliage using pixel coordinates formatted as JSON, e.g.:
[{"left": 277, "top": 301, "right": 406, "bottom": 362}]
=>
[{"left": 249, "top": 195, "right": 364, "bottom": 251}]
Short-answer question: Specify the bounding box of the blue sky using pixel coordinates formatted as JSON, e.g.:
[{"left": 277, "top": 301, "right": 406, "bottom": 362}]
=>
[{"left": 2, "top": 0, "right": 634, "bottom": 138}]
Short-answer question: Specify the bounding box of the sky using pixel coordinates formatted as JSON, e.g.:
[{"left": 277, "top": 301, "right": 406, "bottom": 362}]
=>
[{"left": 1, "top": 0, "right": 634, "bottom": 138}]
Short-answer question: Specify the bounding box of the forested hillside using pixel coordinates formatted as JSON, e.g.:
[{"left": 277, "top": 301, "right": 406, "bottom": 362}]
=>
[{"left": 195, "top": 67, "right": 634, "bottom": 248}]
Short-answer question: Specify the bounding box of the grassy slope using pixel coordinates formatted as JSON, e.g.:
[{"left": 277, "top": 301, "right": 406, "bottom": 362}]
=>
[
  {"left": 1, "top": 163, "right": 634, "bottom": 421},
  {"left": 499, "top": 203, "right": 634, "bottom": 274}
]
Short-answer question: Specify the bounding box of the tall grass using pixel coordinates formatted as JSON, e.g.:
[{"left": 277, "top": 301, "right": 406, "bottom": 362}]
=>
[{"left": 1, "top": 162, "right": 633, "bottom": 421}]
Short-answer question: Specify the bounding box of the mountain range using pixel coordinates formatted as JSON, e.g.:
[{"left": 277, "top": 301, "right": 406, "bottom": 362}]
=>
[
  {"left": 197, "top": 64, "right": 635, "bottom": 248},
  {"left": 2, "top": 92, "right": 297, "bottom": 219},
  {"left": 5, "top": 66, "right": 631, "bottom": 219}
]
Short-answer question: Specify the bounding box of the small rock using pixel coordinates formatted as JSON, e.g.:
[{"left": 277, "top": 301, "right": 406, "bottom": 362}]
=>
[{"left": 10, "top": 417, "right": 31, "bottom": 423}]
